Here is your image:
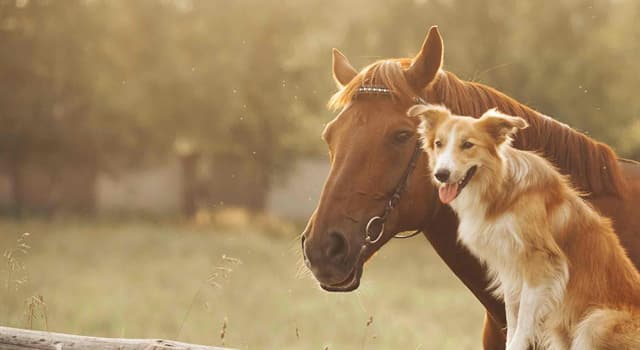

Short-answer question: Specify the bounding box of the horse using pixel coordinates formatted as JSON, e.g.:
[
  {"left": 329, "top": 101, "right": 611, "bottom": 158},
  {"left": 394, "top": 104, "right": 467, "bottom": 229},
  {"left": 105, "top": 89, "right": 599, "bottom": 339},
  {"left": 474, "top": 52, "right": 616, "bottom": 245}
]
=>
[{"left": 300, "top": 26, "right": 640, "bottom": 350}]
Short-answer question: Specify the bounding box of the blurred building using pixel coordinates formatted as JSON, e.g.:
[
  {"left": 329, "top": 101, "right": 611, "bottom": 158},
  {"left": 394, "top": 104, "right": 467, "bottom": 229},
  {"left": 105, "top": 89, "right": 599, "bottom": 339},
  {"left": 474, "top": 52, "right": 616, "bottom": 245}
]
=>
[
  {"left": 266, "top": 159, "right": 327, "bottom": 220},
  {"left": 0, "top": 158, "right": 327, "bottom": 221}
]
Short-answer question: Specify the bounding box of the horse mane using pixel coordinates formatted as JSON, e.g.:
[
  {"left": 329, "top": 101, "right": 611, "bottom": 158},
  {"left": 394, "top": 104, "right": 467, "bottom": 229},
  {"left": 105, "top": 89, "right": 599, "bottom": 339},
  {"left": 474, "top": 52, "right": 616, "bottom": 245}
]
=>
[{"left": 329, "top": 59, "right": 627, "bottom": 197}]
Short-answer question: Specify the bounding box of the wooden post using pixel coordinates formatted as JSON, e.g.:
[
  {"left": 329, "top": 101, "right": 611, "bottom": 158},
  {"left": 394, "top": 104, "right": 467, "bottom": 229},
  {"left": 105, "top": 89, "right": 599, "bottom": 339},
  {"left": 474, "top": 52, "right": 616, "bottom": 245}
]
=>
[{"left": 0, "top": 326, "right": 232, "bottom": 350}]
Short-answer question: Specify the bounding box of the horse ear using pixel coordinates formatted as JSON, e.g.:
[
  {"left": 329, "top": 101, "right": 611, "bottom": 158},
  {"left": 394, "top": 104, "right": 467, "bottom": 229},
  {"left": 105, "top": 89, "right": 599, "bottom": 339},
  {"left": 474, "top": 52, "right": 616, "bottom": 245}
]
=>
[
  {"left": 405, "top": 26, "right": 444, "bottom": 92},
  {"left": 332, "top": 48, "right": 357, "bottom": 88},
  {"left": 477, "top": 109, "right": 529, "bottom": 144},
  {"left": 407, "top": 104, "right": 451, "bottom": 134}
]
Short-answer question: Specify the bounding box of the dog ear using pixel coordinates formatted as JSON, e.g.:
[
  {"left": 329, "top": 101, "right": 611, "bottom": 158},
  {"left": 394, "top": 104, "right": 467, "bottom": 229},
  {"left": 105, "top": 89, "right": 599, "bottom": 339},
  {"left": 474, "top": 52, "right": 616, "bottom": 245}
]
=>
[
  {"left": 407, "top": 104, "right": 451, "bottom": 133},
  {"left": 477, "top": 108, "right": 528, "bottom": 144}
]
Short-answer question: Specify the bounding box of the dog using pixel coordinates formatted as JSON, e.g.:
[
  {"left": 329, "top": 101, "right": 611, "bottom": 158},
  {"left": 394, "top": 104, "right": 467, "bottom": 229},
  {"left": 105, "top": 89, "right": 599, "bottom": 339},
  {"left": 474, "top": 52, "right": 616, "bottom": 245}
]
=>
[{"left": 408, "top": 104, "right": 640, "bottom": 349}]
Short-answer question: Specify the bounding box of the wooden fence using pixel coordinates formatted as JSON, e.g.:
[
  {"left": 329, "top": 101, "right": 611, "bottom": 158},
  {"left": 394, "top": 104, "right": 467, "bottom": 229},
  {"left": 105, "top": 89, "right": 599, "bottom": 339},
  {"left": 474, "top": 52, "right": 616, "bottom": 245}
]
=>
[{"left": 0, "top": 326, "right": 231, "bottom": 350}]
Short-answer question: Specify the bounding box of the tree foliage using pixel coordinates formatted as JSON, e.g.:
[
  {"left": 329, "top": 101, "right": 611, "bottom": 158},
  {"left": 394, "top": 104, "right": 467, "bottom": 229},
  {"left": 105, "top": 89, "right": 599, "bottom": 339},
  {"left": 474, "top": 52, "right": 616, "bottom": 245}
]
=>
[{"left": 0, "top": 0, "right": 638, "bottom": 213}]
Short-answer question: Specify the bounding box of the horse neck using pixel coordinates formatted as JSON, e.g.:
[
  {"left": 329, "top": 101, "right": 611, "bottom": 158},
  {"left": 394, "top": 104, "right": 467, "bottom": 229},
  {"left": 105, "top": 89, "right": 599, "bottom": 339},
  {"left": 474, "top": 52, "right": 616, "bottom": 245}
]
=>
[{"left": 425, "top": 71, "right": 627, "bottom": 197}]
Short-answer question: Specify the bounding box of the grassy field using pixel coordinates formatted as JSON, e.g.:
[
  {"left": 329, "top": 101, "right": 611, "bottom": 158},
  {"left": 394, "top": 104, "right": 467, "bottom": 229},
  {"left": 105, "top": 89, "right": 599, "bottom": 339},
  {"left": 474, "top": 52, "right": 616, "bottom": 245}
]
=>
[{"left": 0, "top": 218, "right": 484, "bottom": 349}]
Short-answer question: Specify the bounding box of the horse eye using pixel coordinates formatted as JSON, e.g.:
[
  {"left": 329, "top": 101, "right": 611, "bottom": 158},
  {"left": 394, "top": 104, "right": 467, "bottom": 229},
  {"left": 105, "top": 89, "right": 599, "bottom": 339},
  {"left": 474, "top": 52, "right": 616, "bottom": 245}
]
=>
[
  {"left": 462, "top": 141, "right": 474, "bottom": 149},
  {"left": 434, "top": 140, "right": 443, "bottom": 148},
  {"left": 394, "top": 131, "right": 412, "bottom": 144}
]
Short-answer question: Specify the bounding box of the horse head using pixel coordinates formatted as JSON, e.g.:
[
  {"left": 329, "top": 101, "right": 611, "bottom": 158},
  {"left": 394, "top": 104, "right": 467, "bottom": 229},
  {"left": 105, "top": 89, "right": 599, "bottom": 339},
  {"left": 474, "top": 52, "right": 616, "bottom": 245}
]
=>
[{"left": 301, "top": 27, "right": 445, "bottom": 291}]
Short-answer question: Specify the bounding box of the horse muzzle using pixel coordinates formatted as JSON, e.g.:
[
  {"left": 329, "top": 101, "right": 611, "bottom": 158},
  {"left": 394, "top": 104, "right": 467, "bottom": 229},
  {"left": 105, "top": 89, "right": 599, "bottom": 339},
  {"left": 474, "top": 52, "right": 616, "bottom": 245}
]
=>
[{"left": 301, "top": 226, "right": 366, "bottom": 292}]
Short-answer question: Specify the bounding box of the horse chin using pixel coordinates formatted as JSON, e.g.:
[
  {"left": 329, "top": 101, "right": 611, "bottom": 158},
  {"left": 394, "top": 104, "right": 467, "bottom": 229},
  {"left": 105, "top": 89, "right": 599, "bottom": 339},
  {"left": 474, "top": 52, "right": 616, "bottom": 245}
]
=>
[{"left": 320, "top": 266, "right": 362, "bottom": 292}]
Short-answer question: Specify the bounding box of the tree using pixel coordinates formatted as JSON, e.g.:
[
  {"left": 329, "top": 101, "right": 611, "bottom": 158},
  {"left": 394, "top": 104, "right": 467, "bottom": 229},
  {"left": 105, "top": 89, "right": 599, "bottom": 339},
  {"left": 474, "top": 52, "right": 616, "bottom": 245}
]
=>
[{"left": 0, "top": 0, "right": 637, "bottom": 217}]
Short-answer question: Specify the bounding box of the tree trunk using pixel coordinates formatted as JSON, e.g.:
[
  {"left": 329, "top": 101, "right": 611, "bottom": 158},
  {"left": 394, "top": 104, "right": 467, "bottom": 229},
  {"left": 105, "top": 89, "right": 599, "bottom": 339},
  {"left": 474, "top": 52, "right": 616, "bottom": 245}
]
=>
[
  {"left": 245, "top": 170, "right": 270, "bottom": 213},
  {"left": 180, "top": 152, "right": 200, "bottom": 217},
  {"left": 8, "top": 158, "right": 25, "bottom": 219}
]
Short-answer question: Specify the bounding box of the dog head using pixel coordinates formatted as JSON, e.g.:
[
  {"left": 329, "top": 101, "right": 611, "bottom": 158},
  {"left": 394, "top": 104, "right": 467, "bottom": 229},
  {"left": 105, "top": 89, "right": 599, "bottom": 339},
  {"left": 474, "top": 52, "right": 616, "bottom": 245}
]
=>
[{"left": 407, "top": 104, "right": 528, "bottom": 204}]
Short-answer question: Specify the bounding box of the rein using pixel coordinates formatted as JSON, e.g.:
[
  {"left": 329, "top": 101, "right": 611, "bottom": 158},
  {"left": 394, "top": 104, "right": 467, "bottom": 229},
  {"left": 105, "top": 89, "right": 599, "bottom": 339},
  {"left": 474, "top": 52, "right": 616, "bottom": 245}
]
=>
[{"left": 355, "top": 86, "right": 439, "bottom": 245}]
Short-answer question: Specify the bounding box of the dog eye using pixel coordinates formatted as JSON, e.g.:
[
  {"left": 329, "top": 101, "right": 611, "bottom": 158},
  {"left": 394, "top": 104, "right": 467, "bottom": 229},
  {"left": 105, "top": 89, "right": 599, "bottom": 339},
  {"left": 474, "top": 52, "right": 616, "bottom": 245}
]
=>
[
  {"left": 462, "top": 141, "right": 474, "bottom": 149},
  {"left": 394, "top": 131, "right": 413, "bottom": 144},
  {"left": 434, "top": 140, "right": 443, "bottom": 148}
]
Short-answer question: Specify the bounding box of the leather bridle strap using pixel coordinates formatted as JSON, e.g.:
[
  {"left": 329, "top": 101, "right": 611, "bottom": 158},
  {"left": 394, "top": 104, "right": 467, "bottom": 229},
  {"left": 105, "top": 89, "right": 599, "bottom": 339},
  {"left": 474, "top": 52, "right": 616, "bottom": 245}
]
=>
[
  {"left": 393, "top": 185, "right": 440, "bottom": 240},
  {"left": 364, "top": 139, "right": 425, "bottom": 244},
  {"left": 355, "top": 86, "right": 439, "bottom": 245}
]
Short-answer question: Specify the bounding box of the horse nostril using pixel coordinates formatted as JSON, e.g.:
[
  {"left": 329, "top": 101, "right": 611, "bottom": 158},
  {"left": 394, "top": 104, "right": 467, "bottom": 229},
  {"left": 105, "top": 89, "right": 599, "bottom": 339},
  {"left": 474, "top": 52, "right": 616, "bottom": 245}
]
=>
[
  {"left": 325, "top": 231, "right": 348, "bottom": 263},
  {"left": 434, "top": 169, "right": 450, "bottom": 182}
]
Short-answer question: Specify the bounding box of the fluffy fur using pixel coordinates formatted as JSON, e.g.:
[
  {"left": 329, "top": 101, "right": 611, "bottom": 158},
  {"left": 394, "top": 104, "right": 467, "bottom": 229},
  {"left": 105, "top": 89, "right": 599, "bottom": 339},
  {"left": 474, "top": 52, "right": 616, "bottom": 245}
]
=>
[{"left": 409, "top": 104, "right": 640, "bottom": 350}]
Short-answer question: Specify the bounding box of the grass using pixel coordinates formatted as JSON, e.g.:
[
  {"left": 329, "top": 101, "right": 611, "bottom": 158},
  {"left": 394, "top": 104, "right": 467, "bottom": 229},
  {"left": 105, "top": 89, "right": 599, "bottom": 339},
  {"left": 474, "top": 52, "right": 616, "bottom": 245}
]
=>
[{"left": 0, "top": 218, "right": 484, "bottom": 349}]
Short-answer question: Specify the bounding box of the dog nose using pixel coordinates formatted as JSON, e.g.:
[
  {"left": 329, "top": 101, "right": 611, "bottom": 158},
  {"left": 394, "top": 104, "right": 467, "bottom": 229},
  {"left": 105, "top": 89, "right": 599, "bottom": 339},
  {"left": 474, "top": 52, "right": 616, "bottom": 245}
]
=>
[
  {"left": 325, "top": 231, "right": 348, "bottom": 263},
  {"left": 434, "top": 169, "right": 450, "bottom": 182}
]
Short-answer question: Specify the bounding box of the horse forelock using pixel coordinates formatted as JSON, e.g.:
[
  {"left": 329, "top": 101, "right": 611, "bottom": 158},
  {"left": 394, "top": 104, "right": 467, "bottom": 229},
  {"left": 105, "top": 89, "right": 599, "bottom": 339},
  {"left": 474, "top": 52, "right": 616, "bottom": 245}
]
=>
[
  {"left": 328, "top": 58, "right": 420, "bottom": 111},
  {"left": 326, "top": 60, "right": 627, "bottom": 197}
]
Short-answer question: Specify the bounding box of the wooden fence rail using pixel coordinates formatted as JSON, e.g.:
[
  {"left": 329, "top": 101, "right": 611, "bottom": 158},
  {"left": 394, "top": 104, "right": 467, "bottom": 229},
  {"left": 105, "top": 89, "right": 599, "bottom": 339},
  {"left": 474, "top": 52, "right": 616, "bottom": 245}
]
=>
[{"left": 0, "top": 326, "right": 232, "bottom": 350}]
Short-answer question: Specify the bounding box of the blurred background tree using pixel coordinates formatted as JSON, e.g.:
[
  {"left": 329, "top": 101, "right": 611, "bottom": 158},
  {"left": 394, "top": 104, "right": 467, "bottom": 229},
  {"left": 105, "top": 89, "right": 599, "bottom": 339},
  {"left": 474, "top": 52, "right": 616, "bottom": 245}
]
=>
[{"left": 0, "top": 0, "right": 637, "bottom": 217}]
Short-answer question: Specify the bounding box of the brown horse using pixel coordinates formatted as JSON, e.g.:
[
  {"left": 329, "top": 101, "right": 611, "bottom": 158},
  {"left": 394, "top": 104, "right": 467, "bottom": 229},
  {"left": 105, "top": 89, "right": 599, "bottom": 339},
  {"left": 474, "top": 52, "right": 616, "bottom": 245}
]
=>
[{"left": 300, "top": 26, "right": 640, "bottom": 349}]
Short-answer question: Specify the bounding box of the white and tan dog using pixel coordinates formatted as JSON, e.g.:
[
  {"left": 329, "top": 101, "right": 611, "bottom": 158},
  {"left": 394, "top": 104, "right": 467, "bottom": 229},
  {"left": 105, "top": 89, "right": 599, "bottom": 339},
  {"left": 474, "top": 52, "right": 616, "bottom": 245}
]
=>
[{"left": 408, "top": 104, "right": 640, "bottom": 349}]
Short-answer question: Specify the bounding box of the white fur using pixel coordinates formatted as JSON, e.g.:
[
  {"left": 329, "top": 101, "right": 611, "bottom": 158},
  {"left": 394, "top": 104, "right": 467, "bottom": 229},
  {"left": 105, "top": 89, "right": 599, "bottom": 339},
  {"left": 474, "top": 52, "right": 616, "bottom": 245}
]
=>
[
  {"left": 443, "top": 134, "right": 568, "bottom": 349},
  {"left": 571, "top": 309, "right": 626, "bottom": 350},
  {"left": 433, "top": 125, "right": 459, "bottom": 178},
  {"left": 415, "top": 105, "right": 640, "bottom": 350}
]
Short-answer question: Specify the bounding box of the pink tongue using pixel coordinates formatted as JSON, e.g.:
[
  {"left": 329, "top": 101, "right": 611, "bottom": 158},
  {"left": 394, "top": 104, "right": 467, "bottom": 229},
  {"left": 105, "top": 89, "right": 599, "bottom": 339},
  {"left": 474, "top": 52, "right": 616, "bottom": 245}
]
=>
[{"left": 439, "top": 183, "right": 460, "bottom": 204}]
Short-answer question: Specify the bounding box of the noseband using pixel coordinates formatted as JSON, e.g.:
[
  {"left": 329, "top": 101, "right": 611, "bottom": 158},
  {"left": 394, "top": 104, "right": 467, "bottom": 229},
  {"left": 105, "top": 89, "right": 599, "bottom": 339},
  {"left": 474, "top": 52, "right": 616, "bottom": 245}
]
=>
[{"left": 355, "top": 86, "right": 438, "bottom": 245}]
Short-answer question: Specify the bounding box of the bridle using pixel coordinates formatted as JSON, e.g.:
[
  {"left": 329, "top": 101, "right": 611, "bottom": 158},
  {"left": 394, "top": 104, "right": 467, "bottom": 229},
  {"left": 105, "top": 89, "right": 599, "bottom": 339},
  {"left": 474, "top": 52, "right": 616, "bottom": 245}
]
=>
[
  {"left": 355, "top": 86, "right": 441, "bottom": 246},
  {"left": 364, "top": 139, "right": 424, "bottom": 244},
  {"left": 298, "top": 84, "right": 443, "bottom": 289}
]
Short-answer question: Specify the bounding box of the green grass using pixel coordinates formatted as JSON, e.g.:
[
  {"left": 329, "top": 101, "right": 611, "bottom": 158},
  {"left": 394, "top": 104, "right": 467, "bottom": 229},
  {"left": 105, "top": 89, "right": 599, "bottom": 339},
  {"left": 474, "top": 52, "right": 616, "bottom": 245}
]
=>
[{"left": 0, "top": 218, "right": 484, "bottom": 349}]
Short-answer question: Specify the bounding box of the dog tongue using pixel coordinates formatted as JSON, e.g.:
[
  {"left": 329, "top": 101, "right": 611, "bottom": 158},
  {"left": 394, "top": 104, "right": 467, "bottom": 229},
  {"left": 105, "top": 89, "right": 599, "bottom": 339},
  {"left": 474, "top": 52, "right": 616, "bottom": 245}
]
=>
[{"left": 439, "top": 183, "right": 459, "bottom": 204}]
